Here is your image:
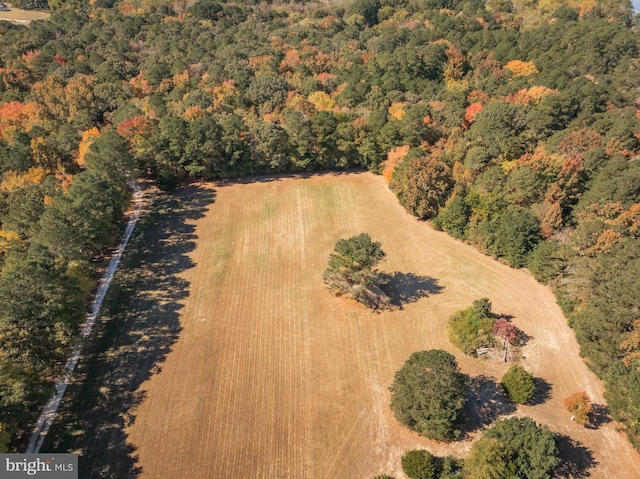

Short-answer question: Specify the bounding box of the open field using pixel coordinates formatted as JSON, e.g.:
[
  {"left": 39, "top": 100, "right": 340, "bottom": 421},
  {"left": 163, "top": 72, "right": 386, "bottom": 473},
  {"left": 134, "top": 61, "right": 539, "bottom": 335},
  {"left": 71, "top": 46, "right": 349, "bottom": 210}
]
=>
[
  {"left": 0, "top": 5, "right": 49, "bottom": 23},
  {"left": 48, "top": 172, "right": 640, "bottom": 478}
]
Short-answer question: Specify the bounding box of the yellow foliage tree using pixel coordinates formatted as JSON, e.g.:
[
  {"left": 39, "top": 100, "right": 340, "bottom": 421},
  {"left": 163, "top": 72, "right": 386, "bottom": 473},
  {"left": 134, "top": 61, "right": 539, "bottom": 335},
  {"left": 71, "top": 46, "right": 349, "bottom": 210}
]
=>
[
  {"left": 0, "top": 230, "right": 22, "bottom": 257},
  {"left": 212, "top": 79, "right": 240, "bottom": 110},
  {"left": 308, "top": 91, "right": 335, "bottom": 112},
  {"left": 0, "top": 101, "right": 40, "bottom": 142},
  {"left": 504, "top": 60, "right": 539, "bottom": 77},
  {"left": 526, "top": 85, "right": 557, "bottom": 104},
  {"left": 507, "top": 86, "right": 556, "bottom": 105},
  {"left": 248, "top": 55, "right": 275, "bottom": 73},
  {"left": 172, "top": 70, "right": 190, "bottom": 88},
  {"left": 30, "top": 74, "right": 97, "bottom": 126},
  {"left": 382, "top": 145, "right": 410, "bottom": 183},
  {"left": 64, "top": 75, "right": 97, "bottom": 124},
  {"left": 445, "top": 44, "right": 466, "bottom": 82},
  {"left": 620, "top": 319, "right": 640, "bottom": 370},
  {"left": 129, "top": 72, "right": 153, "bottom": 98},
  {"left": 619, "top": 203, "right": 640, "bottom": 238},
  {"left": 576, "top": 0, "right": 599, "bottom": 18},
  {"left": 30, "top": 137, "right": 62, "bottom": 171},
  {"left": 280, "top": 48, "right": 301, "bottom": 71},
  {"left": 564, "top": 391, "right": 593, "bottom": 425},
  {"left": 388, "top": 102, "right": 407, "bottom": 121},
  {"left": 0, "top": 167, "right": 48, "bottom": 193},
  {"left": 77, "top": 127, "right": 101, "bottom": 168},
  {"left": 184, "top": 106, "right": 205, "bottom": 121}
]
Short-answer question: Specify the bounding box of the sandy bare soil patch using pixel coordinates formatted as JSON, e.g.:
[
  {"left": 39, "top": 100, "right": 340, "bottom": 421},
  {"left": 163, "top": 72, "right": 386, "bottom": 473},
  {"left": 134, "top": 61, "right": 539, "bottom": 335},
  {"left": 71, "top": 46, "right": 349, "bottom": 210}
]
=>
[{"left": 50, "top": 172, "right": 639, "bottom": 478}]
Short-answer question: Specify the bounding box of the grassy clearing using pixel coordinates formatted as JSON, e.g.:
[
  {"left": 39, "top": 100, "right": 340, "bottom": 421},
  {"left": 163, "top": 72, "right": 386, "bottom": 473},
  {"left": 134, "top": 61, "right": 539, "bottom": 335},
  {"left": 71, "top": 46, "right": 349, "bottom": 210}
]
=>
[
  {"left": 46, "top": 173, "right": 640, "bottom": 478},
  {"left": 0, "top": 5, "right": 49, "bottom": 24}
]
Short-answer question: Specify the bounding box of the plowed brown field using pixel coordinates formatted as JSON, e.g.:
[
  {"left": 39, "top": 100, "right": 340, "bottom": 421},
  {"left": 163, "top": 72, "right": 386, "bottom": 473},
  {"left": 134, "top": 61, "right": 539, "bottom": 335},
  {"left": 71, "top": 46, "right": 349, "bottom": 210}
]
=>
[{"left": 82, "top": 172, "right": 640, "bottom": 478}]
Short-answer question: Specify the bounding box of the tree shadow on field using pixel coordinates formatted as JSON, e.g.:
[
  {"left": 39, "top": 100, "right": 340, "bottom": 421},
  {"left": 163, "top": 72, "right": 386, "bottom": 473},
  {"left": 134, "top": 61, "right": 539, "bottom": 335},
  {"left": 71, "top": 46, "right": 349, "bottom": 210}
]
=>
[
  {"left": 460, "top": 376, "right": 516, "bottom": 437},
  {"left": 554, "top": 434, "right": 597, "bottom": 478},
  {"left": 529, "top": 377, "right": 552, "bottom": 406},
  {"left": 44, "top": 185, "right": 216, "bottom": 479},
  {"left": 586, "top": 403, "right": 611, "bottom": 430},
  {"left": 381, "top": 272, "right": 443, "bottom": 309}
]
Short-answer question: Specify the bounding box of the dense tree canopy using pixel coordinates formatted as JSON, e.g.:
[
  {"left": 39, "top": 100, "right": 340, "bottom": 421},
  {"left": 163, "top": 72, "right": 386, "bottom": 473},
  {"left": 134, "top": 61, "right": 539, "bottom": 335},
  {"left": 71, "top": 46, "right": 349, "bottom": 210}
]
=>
[{"left": 0, "top": 252, "right": 84, "bottom": 376}]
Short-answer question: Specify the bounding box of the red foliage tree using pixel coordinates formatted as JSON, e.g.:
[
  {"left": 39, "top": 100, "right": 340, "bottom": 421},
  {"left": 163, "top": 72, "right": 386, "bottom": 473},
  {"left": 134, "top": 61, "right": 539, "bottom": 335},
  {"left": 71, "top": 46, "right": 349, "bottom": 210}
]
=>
[
  {"left": 54, "top": 54, "right": 68, "bottom": 67},
  {"left": 492, "top": 318, "right": 520, "bottom": 345},
  {"left": 116, "top": 115, "right": 152, "bottom": 140}
]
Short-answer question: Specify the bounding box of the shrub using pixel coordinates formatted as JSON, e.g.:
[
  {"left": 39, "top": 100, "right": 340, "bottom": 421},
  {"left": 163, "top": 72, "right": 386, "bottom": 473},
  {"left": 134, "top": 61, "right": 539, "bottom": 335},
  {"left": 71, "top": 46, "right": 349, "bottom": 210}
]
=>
[
  {"left": 401, "top": 450, "right": 437, "bottom": 479},
  {"left": 448, "top": 305, "right": 496, "bottom": 356},
  {"left": 501, "top": 364, "right": 535, "bottom": 404}
]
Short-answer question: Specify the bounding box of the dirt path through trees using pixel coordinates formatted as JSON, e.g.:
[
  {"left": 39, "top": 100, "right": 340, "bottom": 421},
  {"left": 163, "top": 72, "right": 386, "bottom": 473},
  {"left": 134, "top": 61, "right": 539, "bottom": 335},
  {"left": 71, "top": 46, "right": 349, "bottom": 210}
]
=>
[{"left": 27, "top": 182, "right": 143, "bottom": 454}]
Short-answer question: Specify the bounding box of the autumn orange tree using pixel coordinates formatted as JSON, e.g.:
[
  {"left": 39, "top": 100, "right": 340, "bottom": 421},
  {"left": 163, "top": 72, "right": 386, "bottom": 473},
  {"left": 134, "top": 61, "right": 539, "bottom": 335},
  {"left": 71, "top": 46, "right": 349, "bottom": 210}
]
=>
[
  {"left": 391, "top": 155, "right": 453, "bottom": 220},
  {"left": 564, "top": 391, "right": 593, "bottom": 425}
]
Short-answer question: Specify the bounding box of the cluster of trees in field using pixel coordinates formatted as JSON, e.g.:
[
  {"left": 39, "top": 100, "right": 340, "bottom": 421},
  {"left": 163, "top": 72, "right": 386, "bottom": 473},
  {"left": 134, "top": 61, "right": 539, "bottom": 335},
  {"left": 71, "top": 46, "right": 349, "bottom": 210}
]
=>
[
  {"left": 385, "top": 350, "right": 560, "bottom": 478},
  {"left": 0, "top": 0, "right": 638, "bottom": 451},
  {"left": 448, "top": 298, "right": 524, "bottom": 359}
]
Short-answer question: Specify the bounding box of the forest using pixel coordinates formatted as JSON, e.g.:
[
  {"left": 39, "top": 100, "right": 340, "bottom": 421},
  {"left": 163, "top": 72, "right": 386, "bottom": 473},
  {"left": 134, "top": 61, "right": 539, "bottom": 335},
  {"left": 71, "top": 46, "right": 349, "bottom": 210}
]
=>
[{"left": 0, "top": 0, "right": 638, "bottom": 456}]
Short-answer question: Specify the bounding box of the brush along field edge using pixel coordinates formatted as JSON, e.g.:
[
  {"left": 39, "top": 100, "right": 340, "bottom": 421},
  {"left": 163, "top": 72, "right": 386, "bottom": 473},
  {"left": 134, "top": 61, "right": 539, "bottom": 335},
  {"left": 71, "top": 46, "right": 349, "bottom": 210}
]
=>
[
  {"left": 88, "top": 173, "right": 639, "bottom": 478},
  {"left": 26, "top": 182, "right": 143, "bottom": 454}
]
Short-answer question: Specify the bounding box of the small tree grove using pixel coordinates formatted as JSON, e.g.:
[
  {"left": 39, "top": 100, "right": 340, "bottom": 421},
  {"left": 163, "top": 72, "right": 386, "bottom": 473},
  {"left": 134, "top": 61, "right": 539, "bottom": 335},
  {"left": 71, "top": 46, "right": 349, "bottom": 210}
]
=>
[{"left": 463, "top": 417, "right": 560, "bottom": 479}]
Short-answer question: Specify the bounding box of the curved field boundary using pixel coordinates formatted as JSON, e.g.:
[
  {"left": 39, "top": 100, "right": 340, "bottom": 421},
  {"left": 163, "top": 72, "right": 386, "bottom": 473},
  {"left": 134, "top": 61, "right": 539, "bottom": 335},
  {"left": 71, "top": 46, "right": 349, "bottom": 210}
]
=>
[
  {"left": 26, "top": 182, "right": 143, "bottom": 454},
  {"left": 56, "top": 172, "right": 640, "bottom": 478},
  {"left": 123, "top": 173, "right": 640, "bottom": 478}
]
